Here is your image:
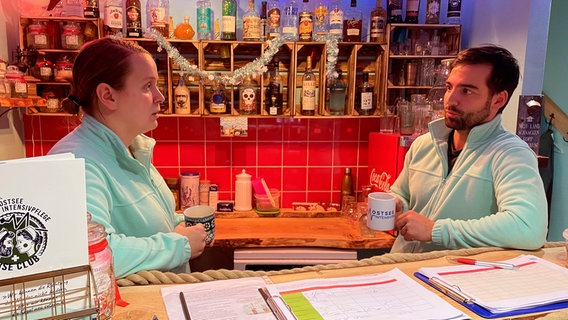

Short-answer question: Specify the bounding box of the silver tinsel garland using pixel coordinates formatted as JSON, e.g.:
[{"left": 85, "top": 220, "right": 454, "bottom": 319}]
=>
[{"left": 115, "top": 29, "right": 340, "bottom": 85}]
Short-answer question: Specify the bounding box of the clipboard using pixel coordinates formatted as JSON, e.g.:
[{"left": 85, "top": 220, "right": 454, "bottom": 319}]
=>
[{"left": 414, "top": 272, "right": 568, "bottom": 318}]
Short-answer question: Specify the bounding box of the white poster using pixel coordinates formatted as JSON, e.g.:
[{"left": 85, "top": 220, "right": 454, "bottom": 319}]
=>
[{"left": 0, "top": 153, "right": 90, "bottom": 318}]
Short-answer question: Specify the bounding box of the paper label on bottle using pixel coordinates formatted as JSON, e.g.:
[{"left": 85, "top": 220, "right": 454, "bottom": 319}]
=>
[
  {"left": 222, "top": 16, "right": 236, "bottom": 33},
  {"left": 197, "top": 8, "right": 212, "bottom": 32},
  {"left": 150, "top": 7, "right": 167, "bottom": 28},
  {"left": 34, "top": 34, "right": 47, "bottom": 45},
  {"left": 104, "top": 5, "right": 123, "bottom": 29},
  {"left": 302, "top": 81, "right": 316, "bottom": 111},
  {"left": 329, "top": 8, "right": 343, "bottom": 24},
  {"left": 268, "top": 8, "right": 281, "bottom": 28},
  {"left": 243, "top": 16, "right": 261, "bottom": 39},
  {"left": 314, "top": 6, "right": 328, "bottom": 26},
  {"left": 361, "top": 92, "right": 373, "bottom": 110}
]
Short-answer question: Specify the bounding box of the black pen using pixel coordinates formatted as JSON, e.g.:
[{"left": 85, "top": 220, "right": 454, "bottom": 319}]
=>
[{"left": 179, "top": 291, "right": 191, "bottom": 320}]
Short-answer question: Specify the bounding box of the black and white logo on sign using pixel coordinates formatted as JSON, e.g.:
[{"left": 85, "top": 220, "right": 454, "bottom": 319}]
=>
[{"left": 0, "top": 197, "right": 49, "bottom": 271}]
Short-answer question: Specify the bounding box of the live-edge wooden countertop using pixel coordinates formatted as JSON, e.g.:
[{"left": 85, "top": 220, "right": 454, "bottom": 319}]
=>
[{"left": 211, "top": 209, "right": 396, "bottom": 250}]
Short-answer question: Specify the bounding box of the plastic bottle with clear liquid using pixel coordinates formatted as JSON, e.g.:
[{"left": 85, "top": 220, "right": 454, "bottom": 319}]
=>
[{"left": 427, "top": 58, "right": 453, "bottom": 119}]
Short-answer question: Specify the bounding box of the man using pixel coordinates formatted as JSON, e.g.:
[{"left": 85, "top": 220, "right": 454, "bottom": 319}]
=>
[{"left": 390, "top": 45, "right": 548, "bottom": 253}]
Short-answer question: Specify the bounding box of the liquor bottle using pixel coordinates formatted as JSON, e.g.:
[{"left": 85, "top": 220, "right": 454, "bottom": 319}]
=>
[
  {"left": 146, "top": 0, "right": 169, "bottom": 37},
  {"left": 301, "top": 56, "right": 316, "bottom": 116},
  {"left": 343, "top": 0, "right": 362, "bottom": 42},
  {"left": 298, "top": 0, "right": 313, "bottom": 42},
  {"left": 328, "top": 69, "right": 346, "bottom": 115},
  {"left": 405, "top": 0, "right": 419, "bottom": 23},
  {"left": 369, "top": 0, "right": 386, "bottom": 43},
  {"left": 313, "top": 0, "right": 328, "bottom": 41},
  {"left": 222, "top": 0, "right": 237, "bottom": 40},
  {"left": 260, "top": 1, "right": 268, "bottom": 41},
  {"left": 387, "top": 0, "right": 402, "bottom": 23},
  {"left": 197, "top": 0, "right": 212, "bottom": 40},
  {"left": 355, "top": 72, "right": 376, "bottom": 116},
  {"left": 328, "top": 0, "right": 343, "bottom": 41},
  {"left": 340, "top": 167, "right": 354, "bottom": 210},
  {"left": 103, "top": 0, "right": 123, "bottom": 36},
  {"left": 239, "top": 75, "right": 258, "bottom": 115},
  {"left": 267, "top": 58, "right": 283, "bottom": 115},
  {"left": 243, "top": 0, "right": 261, "bottom": 41},
  {"left": 426, "top": 0, "right": 440, "bottom": 24},
  {"left": 209, "top": 75, "right": 227, "bottom": 114},
  {"left": 447, "top": 0, "right": 462, "bottom": 24},
  {"left": 175, "top": 73, "right": 191, "bottom": 115},
  {"left": 83, "top": 0, "right": 100, "bottom": 18},
  {"left": 267, "top": 0, "right": 281, "bottom": 39},
  {"left": 281, "top": 0, "right": 299, "bottom": 41},
  {"left": 174, "top": 16, "right": 195, "bottom": 40},
  {"left": 125, "top": 0, "right": 142, "bottom": 37}
]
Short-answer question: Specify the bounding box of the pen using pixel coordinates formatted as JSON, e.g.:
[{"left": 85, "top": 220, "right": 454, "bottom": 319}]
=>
[
  {"left": 429, "top": 277, "right": 475, "bottom": 304},
  {"left": 179, "top": 291, "right": 191, "bottom": 320},
  {"left": 450, "top": 257, "right": 519, "bottom": 270},
  {"left": 258, "top": 287, "right": 288, "bottom": 320}
]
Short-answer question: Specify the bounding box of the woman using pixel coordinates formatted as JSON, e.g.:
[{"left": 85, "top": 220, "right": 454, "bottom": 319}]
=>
[{"left": 48, "top": 37, "right": 206, "bottom": 278}]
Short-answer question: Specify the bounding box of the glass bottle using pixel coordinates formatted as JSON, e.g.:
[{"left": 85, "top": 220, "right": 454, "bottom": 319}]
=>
[
  {"left": 426, "top": 0, "right": 441, "bottom": 24},
  {"left": 405, "top": 0, "right": 419, "bottom": 23},
  {"left": 355, "top": 72, "right": 375, "bottom": 115},
  {"left": 267, "top": 58, "right": 283, "bottom": 116},
  {"left": 103, "top": 0, "right": 124, "bottom": 36},
  {"left": 243, "top": 0, "right": 261, "bottom": 41},
  {"left": 125, "top": 0, "right": 143, "bottom": 38},
  {"left": 267, "top": 0, "right": 281, "bottom": 39},
  {"left": 340, "top": 167, "right": 354, "bottom": 210},
  {"left": 312, "top": 0, "right": 327, "bottom": 41},
  {"left": 447, "top": 0, "right": 462, "bottom": 24},
  {"left": 298, "top": 0, "right": 313, "bottom": 42},
  {"left": 146, "top": 0, "right": 169, "bottom": 37},
  {"left": 328, "top": 69, "right": 346, "bottom": 115},
  {"left": 281, "top": 0, "right": 299, "bottom": 41},
  {"left": 343, "top": 0, "right": 362, "bottom": 42},
  {"left": 26, "top": 21, "right": 50, "bottom": 49},
  {"left": 174, "top": 16, "right": 195, "bottom": 40},
  {"left": 301, "top": 56, "right": 316, "bottom": 116},
  {"left": 87, "top": 213, "right": 116, "bottom": 320},
  {"left": 209, "top": 75, "right": 227, "bottom": 114},
  {"left": 0, "top": 71, "right": 10, "bottom": 99},
  {"left": 369, "top": 0, "right": 386, "bottom": 43},
  {"left": 328, "top": 0, "right": 343, "bottom": 41},
  {"left": 222, "top": 0, "right": 237, "bottom": 40},
  {"left": 427, "top": 58, "right": 452, "bottom": 119},
  {"left": 174, "top": 73, "right": 191, "bottom": 115},
  {"left": 197, "top": 0, "right": 212, "bottom": 40},
  {"left": 61, "top": 21, "right": 85, "bottom": 49},
  {"left": 83, "top": 0, "right": 100, "bottom": 18},
  {"left": 260, "top": 1, "right": 268, "bottom": 41},
  {"left": 387, "top": 0, "right": 402, "bottom": 23},
  {"left": 5, "top": 66, "right": 27, "bottom": 98},
  {"left": 239, "top": 75, "right": 258, "bottom": 115}
]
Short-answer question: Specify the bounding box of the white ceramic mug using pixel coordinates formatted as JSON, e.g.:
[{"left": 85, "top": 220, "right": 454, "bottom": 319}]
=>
[
  {"left": 367, "top": 192, "right": 396, "bottom": 231},
  {"left": 183, "top": 205, "right": 215, "bottom": 245}
]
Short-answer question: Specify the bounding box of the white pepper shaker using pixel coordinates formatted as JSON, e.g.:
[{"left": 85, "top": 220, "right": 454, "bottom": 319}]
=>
[{"left": 235, "top": 169, "right": 252, "bottom": 211}]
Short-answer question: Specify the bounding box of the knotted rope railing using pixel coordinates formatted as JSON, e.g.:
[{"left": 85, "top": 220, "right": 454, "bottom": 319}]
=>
[{"left": 117, "top": 242, "right": 565, "bottom": 287}]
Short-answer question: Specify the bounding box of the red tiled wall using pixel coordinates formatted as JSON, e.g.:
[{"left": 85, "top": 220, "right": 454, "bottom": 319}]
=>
[{"left": 23, "top": 115, "right": 379, "bottom": 208}]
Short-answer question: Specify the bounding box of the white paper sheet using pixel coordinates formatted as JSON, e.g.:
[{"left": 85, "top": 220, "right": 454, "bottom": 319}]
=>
[
  {"left": 419, "top": 255, "right": 568, "bottom": 313},
  {"left": 161, "top": 277, "right": 276, "bottom": 320}
]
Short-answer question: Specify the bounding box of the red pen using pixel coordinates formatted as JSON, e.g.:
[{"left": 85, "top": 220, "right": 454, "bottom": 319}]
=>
[{"left": 450, "top": 257, "right": 519, "bottom": 270}]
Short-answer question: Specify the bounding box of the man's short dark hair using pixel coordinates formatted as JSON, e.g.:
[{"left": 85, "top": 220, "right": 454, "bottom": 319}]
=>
[{"left": 452, "top": 45, "right": 520, "bottom": 112}]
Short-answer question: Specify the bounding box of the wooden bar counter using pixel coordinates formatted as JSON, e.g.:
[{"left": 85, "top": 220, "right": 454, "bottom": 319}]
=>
[
  {"left": 115, "top": 245, "right": 568, "bottom": 320},
  {"left": 189, "top": 209, "right": 396, "bottom": 271},
  {"left": 212, "top": 210, "right": 396, "bottom": 249}
]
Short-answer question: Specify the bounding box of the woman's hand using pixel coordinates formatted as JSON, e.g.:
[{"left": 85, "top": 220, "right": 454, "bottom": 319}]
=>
[{"left": 174, "top": 223, "right": 207, "bottom": 259}]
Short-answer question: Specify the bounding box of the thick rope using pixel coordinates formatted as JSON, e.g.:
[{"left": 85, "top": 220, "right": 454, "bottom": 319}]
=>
[{"left": 117, "top": 242, "right": 565, "bottom": 287}]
